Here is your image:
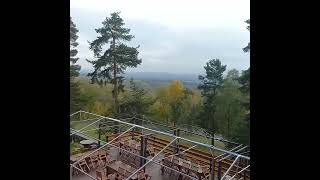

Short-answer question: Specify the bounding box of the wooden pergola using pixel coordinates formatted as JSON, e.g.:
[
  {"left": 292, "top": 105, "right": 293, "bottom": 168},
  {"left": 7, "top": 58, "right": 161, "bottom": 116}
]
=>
[{"left": 70, "top": 110, "right": 250, "bottom": 180}]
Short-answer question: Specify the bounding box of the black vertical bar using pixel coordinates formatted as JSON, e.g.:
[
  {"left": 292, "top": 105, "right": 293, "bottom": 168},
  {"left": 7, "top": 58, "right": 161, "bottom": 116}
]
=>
[
  {"left": 141, "top": 116, "right": 143, "bottom": 133},
  {"left": 210, "top": 158, "right": 215, "bottom": 180},
  {"left": 132, "top": 118, "right": 135, "bottom": 140},
  {"left": 211, "top": 137, "right": 215, "bottom": 147},
  {"left": 211, "top": 136, "right": 215, "bottom": 163},
  {"left": 173, "top": 129, "right": 177, "bottom": 154},
  {"left": 140, "top": 136, "right": 145, "bottom": 167},
  {"left": 218, "top": 160, "right": 222, "bottom": 180},
  {"left": 70, "top": 166, "right": 73, "bottom": 180},
  {"left": 143, "top": 136, "right": 148, "bottom": 172},
  {"left": 177, "top": 129, "right": 180, "bottom": 154},
  {"left": 98, "top": 123, "right": 101, "bottom": 147}
]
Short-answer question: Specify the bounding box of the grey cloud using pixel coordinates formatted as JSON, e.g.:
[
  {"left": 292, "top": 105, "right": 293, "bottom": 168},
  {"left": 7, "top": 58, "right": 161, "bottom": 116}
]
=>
[{"left": 71, "top": 9, "right": 250, "bottom": 74}]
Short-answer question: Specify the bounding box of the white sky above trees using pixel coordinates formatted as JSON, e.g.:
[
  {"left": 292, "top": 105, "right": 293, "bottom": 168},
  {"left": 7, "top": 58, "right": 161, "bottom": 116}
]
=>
[{"left": 71, "top": 0, "right": 250, "bottom": 74}]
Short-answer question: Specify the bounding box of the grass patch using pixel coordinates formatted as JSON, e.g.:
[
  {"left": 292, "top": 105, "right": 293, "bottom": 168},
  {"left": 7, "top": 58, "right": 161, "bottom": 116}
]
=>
[
  {"left": 70, "top": 142, "right": 83, "bottom": 154},
  {"left": 144, "top": 130, "right": 225, "bottom": 156},
  {"left": 71, "top": 120, "right": 225, "bottom": 156},
  {"left": 71, "top": 121, "right": 116, "bottom": 142}
]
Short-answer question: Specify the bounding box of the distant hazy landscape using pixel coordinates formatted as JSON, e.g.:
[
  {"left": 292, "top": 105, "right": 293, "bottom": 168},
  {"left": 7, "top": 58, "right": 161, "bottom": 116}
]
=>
[{"left": 79, "top": 71, "right": 201, "bottom": 89}]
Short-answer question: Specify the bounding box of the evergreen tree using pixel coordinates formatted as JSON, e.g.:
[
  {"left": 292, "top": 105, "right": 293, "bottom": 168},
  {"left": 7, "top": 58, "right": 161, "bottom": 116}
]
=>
[
  {"left": 233, "top": 68, "right": 250, "bottom": 145},
  {"left": 70, "top": 17, "right": 80, "bottom": 78},
  {"left": 87, "top": 12, "right": 141, "bottom": 134},
  {"left": 243, "top": 19, "right": 250, "bottom": 53},
  {"left": 215, "top": 75, "right": 245, "bottom": 141},
  {"left": 198, "top": 59, "right": 226, "bottom": 145},
  {"left": 233, "top": 18, "right": 250, "bottom": 145},
  {"left": 87, "top": 12, "right": 142, "bottom": 121},
  {"left": 238, "top": 68, "right": 250, "bottom": 94},
  {"left": 70, "top": 17, "right": 82, "bottom": 113}
]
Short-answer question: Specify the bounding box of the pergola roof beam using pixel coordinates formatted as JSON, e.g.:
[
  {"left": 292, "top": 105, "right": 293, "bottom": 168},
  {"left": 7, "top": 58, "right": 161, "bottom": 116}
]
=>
[
  {"left": 70, "top": 117, "right": 105, "bottom": 136},
  {"left": 79, "top": 111, "right": 250, "bottom": 160},
  {"left": 221, "top": 155, "right": 241, "bottom": 180},
  {"left": 72, "top": 125, "right": 135, "bottom": 165},
  {"left": 72, "top": 128, "right": 197, "bottom": 180},
  {"left": 125, "top": 138, "right": 178, "bottom": 180}
]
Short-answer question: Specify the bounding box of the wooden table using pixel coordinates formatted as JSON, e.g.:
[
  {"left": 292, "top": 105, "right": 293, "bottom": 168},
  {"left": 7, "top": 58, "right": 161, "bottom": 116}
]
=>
[
  {"left": 169, "top": 156, "right": 205, "bottom": 180},
  {"left": 70, "top": 150, "right": 94, "bottom": 162},
  {"left": 80, "top": 140, "right": 95, "bottom": 149},
  {"left": 120, "top": 139, "right": 154, "bottom": 155},
  {"left": 106, "top": 160, "right": 138, "bottom": 180},
  {"left": 121, "top": 139, "right": 139, "bottom": 148}
]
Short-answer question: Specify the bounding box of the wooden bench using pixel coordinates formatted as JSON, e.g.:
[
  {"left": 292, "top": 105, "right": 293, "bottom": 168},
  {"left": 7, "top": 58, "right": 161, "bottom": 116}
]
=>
[{"left": 107, "top": 131, "right": 250, "bottom": 179}]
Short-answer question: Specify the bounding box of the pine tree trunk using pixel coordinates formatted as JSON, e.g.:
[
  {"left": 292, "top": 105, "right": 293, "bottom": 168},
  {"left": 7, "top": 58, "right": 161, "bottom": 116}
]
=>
[
  {"left": 211, "top": 91, "right": 216, "bottom": 147},
  {"left": 227, "top": 104, "right": 231, "bottom": 140},
  {"left": 112, "top": 36, "right": 119, "bottom": 133},
  {"left": 227, "top": 107, "right": 230, "bottom": 140},
  {"left": 211, "top": 109, "right": 215, "bottom": 146}
]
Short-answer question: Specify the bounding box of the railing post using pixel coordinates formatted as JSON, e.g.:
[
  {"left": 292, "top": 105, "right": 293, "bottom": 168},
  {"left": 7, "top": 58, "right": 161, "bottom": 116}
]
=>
[
  {"left": 211, "top": 136, "right": 215, "bottom": 147},
  {"left": 70, "top": 166, "right": 73, "bottom": 180},
  {"left": 132, "top": 117, "right": 135, "bottom": 140},
  {"left": 143, "top": 136, "right": 148, "bottom": 172},
  {"left": 218, "top": 160, "right": 222, "bottom": 180},
  {"left": 177, "top": 128, "right": 180, "bottom": 154},
  {"left": 210, "top": 158, "right": 215, "bottom": 180},
  {"left": 98, "top": 123, "right": 101, "bottom": 147},
  {"left": 142, "top": 115, "right": 144, "bottom": 133},
  {"left": 140, "top": 135, "right": 145, "bottom": 167},
  {"left": 173, "top": 128, "right": 179, "bottom": 154}
]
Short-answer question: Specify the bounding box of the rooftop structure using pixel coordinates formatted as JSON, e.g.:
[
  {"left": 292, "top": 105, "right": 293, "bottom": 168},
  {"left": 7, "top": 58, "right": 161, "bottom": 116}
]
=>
[{"left": 70, "top": 110, "right": 250, "bottom": 180}]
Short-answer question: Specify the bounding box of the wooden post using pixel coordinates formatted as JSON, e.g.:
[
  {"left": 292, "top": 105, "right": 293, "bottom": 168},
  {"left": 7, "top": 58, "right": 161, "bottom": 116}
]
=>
[
  {"left": 98, "top": 123, "right": 101, "bottom": 147},
  {"left": 140, "top": 136, "right": 145, "bottom": 167},
  {"left": 218, "top": 160, "right": 222, "bottom": 180},
  {"left": 70, "top": 166, "right": 73, "bottom": 180},
  {"left": 143, "top": 136, "right": 148, "bottom": 172},
  {"left": 177, "top": 129, "right": 180, "bottom": 154},
  {"left": 211, "top": 136, "right": 215, "bottom": 147},
  {"left": 142, "top": 115, "right": 144, "bottom": 133},
  {"left": 210, "top": 158, "right": 215, "bottom": 180},
  {"left": 173, "top": 128, "right": 178, "bottom": 154},
  {"left": 132, "top": 118, "right": 135, "bottom": 140},
  {"left": 211, "top": 136, "right": 215, "bottom": 161}
]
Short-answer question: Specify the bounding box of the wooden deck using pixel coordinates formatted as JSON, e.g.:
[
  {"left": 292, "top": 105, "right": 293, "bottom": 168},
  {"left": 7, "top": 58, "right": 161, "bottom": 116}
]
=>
[{"left": 71, "top": 131, "right": 249, "bottom": 180}]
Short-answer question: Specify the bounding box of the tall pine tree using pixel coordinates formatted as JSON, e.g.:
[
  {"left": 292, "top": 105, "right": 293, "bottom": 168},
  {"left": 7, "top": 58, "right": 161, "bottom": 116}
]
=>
[
  {"left": 70, "top": 17, "right": 82, "bottom": 113},
  {"left": 243, "top": 19, "right": 250, "bottom": 53},
  {"left": 233, "top": 18, "right": 250, "bottom": 145},
  {"left": 87, "top": 12, "right": 141, "bottom": 132},
  {"left": 198, "top": 59, "right": 226, "bottom": 145}
]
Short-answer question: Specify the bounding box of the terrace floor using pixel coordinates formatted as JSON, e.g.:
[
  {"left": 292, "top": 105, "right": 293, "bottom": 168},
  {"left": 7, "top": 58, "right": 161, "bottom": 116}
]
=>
[{"left": 71, "top": 146, "right": 219, "bottom": 180}]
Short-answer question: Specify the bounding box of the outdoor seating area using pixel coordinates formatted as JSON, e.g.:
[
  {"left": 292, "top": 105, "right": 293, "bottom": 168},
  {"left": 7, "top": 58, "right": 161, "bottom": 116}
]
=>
[
  {"left": 160, "top": 155, "right": 207, "bottom": 180},
  {"left": 70, "top": 111, "right": 250, "bottom": 180},
  {"left": 70, "top": 140, "right": 154, "bottom": 180}
]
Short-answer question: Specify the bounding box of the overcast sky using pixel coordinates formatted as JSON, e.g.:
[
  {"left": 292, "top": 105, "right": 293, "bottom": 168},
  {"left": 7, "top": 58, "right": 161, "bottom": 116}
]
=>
[{"left": 71, "top": 0, "right": 250, "bottom": 74}]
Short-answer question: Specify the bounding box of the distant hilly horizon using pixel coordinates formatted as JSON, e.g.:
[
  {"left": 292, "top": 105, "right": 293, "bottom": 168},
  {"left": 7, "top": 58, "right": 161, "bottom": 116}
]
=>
[{"left": 79, "top": 70, "right": 201, "bottom": 82}]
